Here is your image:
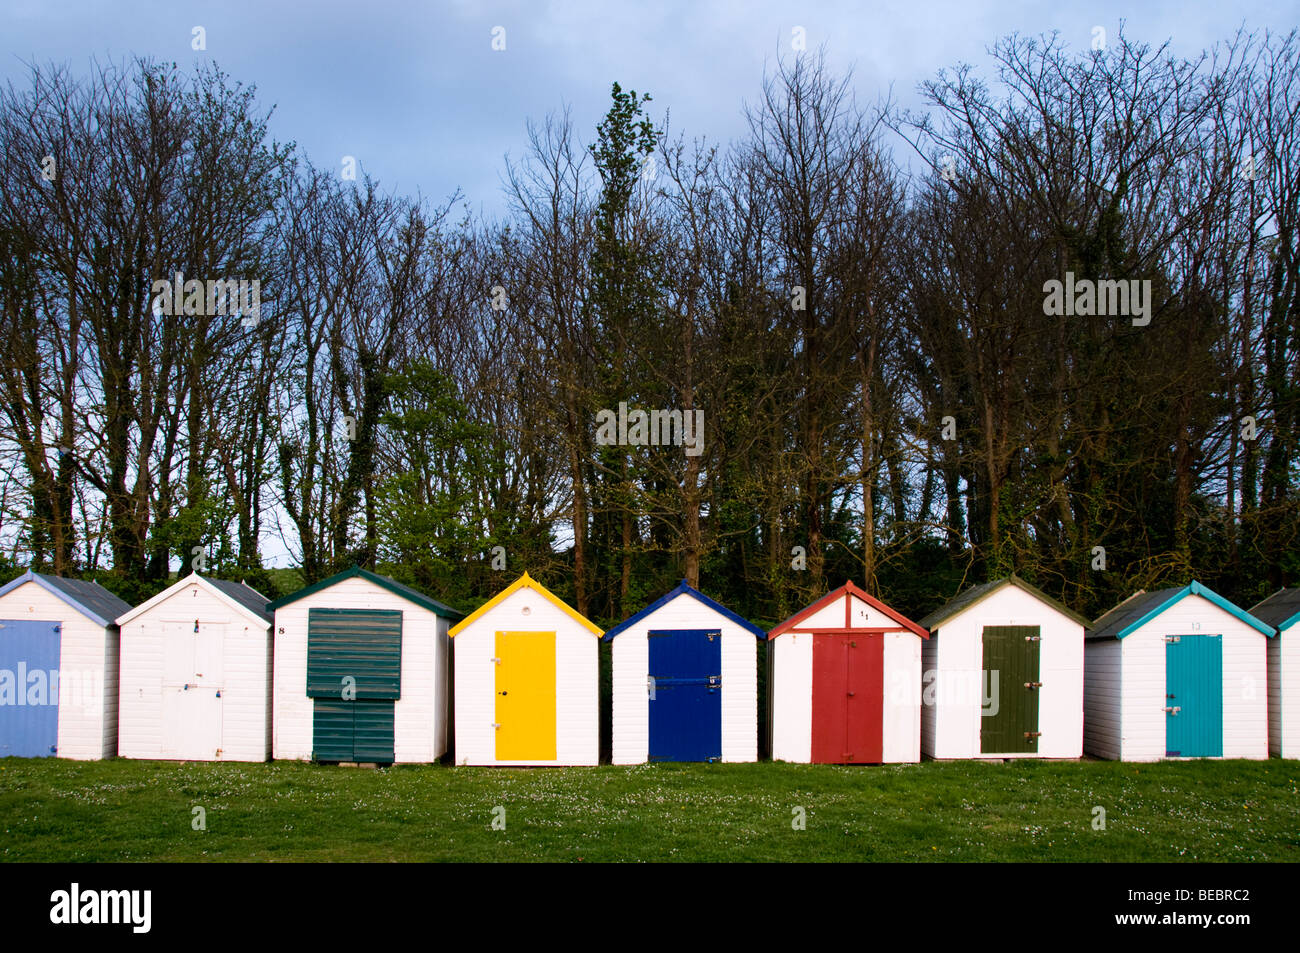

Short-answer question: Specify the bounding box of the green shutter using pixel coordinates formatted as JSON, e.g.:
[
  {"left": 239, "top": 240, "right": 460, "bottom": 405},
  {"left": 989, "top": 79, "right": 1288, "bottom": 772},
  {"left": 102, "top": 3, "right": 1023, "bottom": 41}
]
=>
[
  {"left": 306, "top": 608, "right": 402, "bottom": 699},
  {"left": 980, "top": 625, "right": 1041, "bottom": 754},
  {"left": 312, "top": 698, "right": 357, "bottom": 761},
  {"left": 353, "top": 701, "right": 396, "bottom": 762},
  {"left": 313, "top": 698, "right": 395, "bottom": 763}
]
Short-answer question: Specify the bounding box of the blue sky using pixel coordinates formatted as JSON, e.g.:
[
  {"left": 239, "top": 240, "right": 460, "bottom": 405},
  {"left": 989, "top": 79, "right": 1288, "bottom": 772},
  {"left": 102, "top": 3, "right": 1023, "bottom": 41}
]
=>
[{"left": 3, "top": 1, "right": 1293, "bottom": 221}]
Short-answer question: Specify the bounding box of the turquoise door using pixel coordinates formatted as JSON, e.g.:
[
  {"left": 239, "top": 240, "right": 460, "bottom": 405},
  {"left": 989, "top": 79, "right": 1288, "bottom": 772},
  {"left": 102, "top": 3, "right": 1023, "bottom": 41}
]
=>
[{"left": 1165, "top": 634, "right": 1222, "bottom": 758}]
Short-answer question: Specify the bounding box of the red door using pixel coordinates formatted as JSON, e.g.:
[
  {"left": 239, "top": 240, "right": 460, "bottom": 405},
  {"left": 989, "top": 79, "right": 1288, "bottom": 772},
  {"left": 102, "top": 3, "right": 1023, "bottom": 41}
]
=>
[{"left": 811, "top": 633, "right": 884, "bottom": 763}]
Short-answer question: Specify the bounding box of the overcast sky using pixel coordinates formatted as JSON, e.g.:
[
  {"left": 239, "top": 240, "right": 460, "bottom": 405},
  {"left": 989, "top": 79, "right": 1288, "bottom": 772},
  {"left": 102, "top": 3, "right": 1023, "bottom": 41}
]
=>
[{"left": 3, "top": 0, "right": 1294, "bottom": 222}]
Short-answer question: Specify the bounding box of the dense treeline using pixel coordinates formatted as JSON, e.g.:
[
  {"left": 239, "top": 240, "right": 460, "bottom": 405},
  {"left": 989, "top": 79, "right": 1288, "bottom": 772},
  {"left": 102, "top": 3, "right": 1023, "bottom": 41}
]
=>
[{"left": 0, "top": 27, "right": 1297, "bottom": 625}]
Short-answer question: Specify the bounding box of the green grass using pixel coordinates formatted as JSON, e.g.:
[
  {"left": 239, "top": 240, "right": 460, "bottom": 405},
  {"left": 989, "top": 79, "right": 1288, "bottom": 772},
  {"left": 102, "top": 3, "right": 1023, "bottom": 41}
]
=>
[{"left": 1, "top": 757, "right": 1296, "bottom": 862}]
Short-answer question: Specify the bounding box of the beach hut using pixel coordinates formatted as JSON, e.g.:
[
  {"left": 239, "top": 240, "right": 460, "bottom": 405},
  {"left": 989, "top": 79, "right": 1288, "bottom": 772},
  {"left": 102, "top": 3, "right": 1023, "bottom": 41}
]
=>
[
  {"left": 769, "top": 581, "right": 927, "bottom": 764},
  {"left": 449, "top": 572, "right": 601, "bottom": 766},
  {"left": 267, "top": 566, "right": 463, "bottom": 764},
  {"left": 917, "top": 575, "right": 1089, "bottom": 759},
  {"left": 116, "top": 573, "right": 273, "bottom": 762},
  {"left": 1251, "top": 588, "right": 1300, "bottom": 758},
  {"left": 0, "top": 570, "right": 130, "bottom": 759},
  {"left": 605, "top": 580, "right": 764, "bottom": 764},
  {"left": 1083, "top": 581, "right": 1272, "bottom": 761}
]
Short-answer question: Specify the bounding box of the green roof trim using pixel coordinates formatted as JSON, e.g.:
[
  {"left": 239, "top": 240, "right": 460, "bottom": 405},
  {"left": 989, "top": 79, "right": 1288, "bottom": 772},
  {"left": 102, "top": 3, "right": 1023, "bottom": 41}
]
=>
[
  {"left": 1099, "top": 580, "right": 1274, "bottom": 640},
  {"left": 918, "top": 574, "right": 1091, "bottom": 632},
  {"left": 266, "top": 565, "right": 464, "bottom": 620}
]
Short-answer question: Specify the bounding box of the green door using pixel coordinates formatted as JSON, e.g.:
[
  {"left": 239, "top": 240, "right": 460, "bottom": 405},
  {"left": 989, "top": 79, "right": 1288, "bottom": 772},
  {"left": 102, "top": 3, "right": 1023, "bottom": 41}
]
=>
[
  {"left": 1165, "top": 634, "right": 1223, "bottom": 758},
  {"left": 307, "top": 608, "right": 402, "bottom": 763},
  {"left": 980, "top": 625, "right": 1041, "bottom": 754}
]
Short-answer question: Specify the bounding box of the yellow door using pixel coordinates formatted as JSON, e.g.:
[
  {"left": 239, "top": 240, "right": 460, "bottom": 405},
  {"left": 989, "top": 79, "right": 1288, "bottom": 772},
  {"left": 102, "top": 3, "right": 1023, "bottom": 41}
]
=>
[{"left": 495, "top": 631, "right": 557, "bottom": 760}]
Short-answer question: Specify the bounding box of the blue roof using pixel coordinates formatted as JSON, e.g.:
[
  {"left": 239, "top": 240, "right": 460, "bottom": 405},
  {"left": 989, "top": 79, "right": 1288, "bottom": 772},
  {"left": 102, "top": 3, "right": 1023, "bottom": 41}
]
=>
[
  {"left": 0, "top": 569, "right": 132, "bottom": 628},
  {"left": 603, "top": 580, "right": 765, "bottom": 641},
  {"left": 1089, "top": 580, "right": 1274, "bottom": 640}
]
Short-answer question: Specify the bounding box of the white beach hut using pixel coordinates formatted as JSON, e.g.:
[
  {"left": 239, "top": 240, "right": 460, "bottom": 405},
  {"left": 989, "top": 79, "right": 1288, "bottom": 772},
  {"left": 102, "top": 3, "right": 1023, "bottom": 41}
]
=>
[
  {"left": 268, "top": 566, "right": 463, "bottom": 764},
  {"left": 768, "top": 581, "right": 927, "bottom": 764},
  {"left": 917, "top": 575, "right": 1089, "bottom": 759},
  {"left": 449, "top": 572, "right": 601, "bottom": 766},
  {"left": 605, "top": 580, "right": 764, "bottom": 764},
  {"left": 1250, "top": 588, "right": 1300, "bottom": 758},
  {"left": 116, "top": 573, "right": 273, "bottom": 762},
  {"left": 1083, "top": 581, "right": 1272, "bottom": 761},
  {"left": 0, "top": 570, "right": 130, "bottom": 759}
]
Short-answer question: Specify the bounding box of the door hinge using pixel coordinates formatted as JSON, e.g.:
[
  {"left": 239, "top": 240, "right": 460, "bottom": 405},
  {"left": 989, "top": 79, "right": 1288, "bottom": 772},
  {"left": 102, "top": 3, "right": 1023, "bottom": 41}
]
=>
[
  {"left": 1163, "top": 706, "right": 1181, "bottom": 715},
  {"left": 490, "top": 657, "right": 501, "bottom": 664},
  {"left": 1024, "top": 635, "right": 1041, "bottom": 641},
  {"left": 491, "top": 723, "right": 501, "bottom": 730},
  {"left": 1164, "top": 636, "right": 1181, "bottom": 643},
  {"left": 1023, "top": 731, "right": 1042, "bottom": 739}
]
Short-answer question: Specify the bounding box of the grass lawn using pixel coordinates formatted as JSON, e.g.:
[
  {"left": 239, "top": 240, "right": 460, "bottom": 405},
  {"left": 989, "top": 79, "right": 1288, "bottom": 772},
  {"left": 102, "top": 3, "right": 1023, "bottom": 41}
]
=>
[{"left": 0, "top": 757, "right": 1296, "bottom": 862}]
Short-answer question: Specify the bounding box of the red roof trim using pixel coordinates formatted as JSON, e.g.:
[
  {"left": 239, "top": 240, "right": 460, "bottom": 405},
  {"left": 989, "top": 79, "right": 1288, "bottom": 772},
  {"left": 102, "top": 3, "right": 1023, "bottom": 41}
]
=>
[
  {"left": 768, "top": 581, "right": 928, "bottom": 640},
  {"left": 780, "top": 626, "right": 910, "bottom": 635}
]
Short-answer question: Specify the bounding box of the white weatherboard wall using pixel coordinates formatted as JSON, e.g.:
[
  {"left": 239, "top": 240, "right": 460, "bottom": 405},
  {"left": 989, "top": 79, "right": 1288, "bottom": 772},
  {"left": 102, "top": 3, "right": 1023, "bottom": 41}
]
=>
[
  {"left": 0, "top": 581, "right": 118, "bottom": 760},
  {"left": 1267, "top": 626, "right": 1298, "bottom": 758},
  {"left": 118, "top": 580, "right": 271, "bottom": 761},
  {"left": 771, "top": 591, "right": 922, "bottom": 764},
  {"left": 273, "top": 575, "right": 450, "bottom": 763},
  {"left": 454, "top": 586, "right": 597, "bottom": 766},
  {"left": 771, "top": 632, "right": 812, "bottom": 763},
  {"left": 882, "top": 632, "right": 922, "bottom": 762},
  {"left": 1082, "top": 639, "right": 1123, "bottom": 760},
  {"left": 923, "top": 585, "right": 1084, "bottom": 759},
  {"left": 610, "top": 593, "right": 758, "bottom": 764},
  {"left": 1083, "top": 594, "right": 1268, "bottom": 761}
]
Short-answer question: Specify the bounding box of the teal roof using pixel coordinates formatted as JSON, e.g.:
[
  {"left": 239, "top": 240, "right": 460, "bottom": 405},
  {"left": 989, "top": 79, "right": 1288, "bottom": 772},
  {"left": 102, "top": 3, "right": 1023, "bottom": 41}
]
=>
[{"left": 1089, "top": 580, "right": 1273, "bottom": 641}]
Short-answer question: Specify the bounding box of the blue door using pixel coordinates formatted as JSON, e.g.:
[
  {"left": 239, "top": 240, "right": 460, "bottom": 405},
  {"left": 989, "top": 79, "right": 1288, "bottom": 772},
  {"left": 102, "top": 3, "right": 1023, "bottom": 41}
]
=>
[
  {"left": 648, "top": 629, "right": 722, "bottom": 762},
  {"left": 0, "top": 619, "right": 61, "bottom": 758},
  {"left": 1165, "top": 634, "right": 1222, "bottom": 758}
]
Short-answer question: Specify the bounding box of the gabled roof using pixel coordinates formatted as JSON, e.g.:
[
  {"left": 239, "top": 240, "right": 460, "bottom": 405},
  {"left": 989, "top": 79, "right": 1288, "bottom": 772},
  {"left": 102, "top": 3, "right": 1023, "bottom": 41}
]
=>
[
  {"left": 1250, "top": 588, "right": 1300, "bottom": 634},
  {"left": 0, "top": 569, "right": 131, "bottom": 628},
  {"left": 768, "top": 580, "right": 928, "bottom": 640},
  {"left": 603, "top": 580, "right": 765, "bottom": 641},
  {"left": 266, "top": 565, "right": 463, "bottom": 619},
  {"left": 449, "top": 572, "right": 601, "bottom": 637},
  {"left": 115, "top": 573, "right": 272, "bottom": 628},
  {"left": 918, "top": 574, "right": 1091, "bottom": 631},
  {"left": 1089, "top": 580, "right": 1273, "bottom": 641}
]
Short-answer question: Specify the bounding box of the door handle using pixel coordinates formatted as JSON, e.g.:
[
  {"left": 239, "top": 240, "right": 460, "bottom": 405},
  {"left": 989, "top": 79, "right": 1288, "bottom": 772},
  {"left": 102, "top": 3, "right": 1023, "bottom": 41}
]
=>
[
  {"left": 1023, "top": 681, "right": 1042, "bottom": 689},
  {"left": 1163, "top": 706, "right": 1181, "bottom": 715},
  {"left": 497, "top": 690, "right": 508, "bottom": 696}
]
